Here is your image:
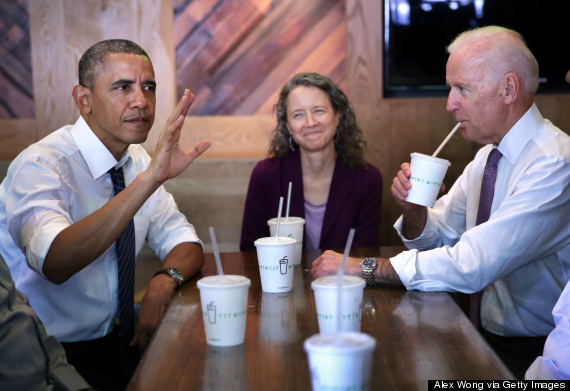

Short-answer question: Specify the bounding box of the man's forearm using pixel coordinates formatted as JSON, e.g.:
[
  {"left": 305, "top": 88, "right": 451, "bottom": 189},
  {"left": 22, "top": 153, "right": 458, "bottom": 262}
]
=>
[
  {"left": 373, "top": 258, "right": 403, "bottom": 286},
  {"left": 401, "top": 207, "right": 428, "bottom": 240},
  {"left": 158, "top": 242, "right": 205, "bottom": 288},
  {"left": 43, "top": 171, "right": 162, "bottom": 283}
]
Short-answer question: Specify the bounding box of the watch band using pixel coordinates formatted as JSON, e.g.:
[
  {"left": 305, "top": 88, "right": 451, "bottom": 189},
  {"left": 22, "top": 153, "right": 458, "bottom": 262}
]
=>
[
  {"left": 154, "top": 267, "right": 184, "bottom": 287},
  {"left": 360, "top": 257, "right": 377, "bottom": 287},
  {"left": 362, "top": 270, "right": 376, "bottom": 286}
]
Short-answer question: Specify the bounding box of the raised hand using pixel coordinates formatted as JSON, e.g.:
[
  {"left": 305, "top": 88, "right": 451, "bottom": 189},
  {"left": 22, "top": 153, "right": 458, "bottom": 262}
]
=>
[{"left": 147, "top": 89, "right": 211, "bottom": 185}]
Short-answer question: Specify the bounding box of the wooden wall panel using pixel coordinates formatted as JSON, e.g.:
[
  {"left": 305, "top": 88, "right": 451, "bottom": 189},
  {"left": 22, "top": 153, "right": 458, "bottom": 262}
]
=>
[
  {"left": 241, "top": 3, "right": 347, "bottom": 116},
  {"left": 345, "top": 0, "right": 391, "bottom": 242},
  {"left": 28, "top": 0, "right": 176, "bottom": 141},
  {"left": 29, "top": 0, "right": 75, "bottom": 139},
  {"left": 0, "top": 0, "right": 34, "bottom": 119},
  {"left": 171, "top": 115, "right": 274, "bottom": 158},
  {"left": 0, "top": 118, "right": 37, "bottom": 159},
  {"left": 174, "top": 0, "right": 346, "bottom": 116}
]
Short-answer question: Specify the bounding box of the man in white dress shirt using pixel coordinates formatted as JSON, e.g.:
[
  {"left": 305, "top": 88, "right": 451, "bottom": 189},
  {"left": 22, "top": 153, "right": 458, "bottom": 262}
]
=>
[
  {"left": 311, "top": 26, "right": 570, "bottom": 379},
  {"left": 0, "top": 39, "right": 210, "bottom": 390},
  {"left": 524, "top": 68, "right": 570, "bottom": 381}
]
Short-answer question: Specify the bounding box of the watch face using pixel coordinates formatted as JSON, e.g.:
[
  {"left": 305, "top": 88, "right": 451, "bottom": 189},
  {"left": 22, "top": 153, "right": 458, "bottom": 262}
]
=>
[
  {"left": 362, "top": 258, "right": 377, "bottom": 271},
  {"left": 164, "top": 268, "right": 184, "bottom": 285}
]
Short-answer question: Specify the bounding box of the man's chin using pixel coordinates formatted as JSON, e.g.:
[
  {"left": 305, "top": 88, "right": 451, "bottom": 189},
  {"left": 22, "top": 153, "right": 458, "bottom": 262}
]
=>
[
  {"left": 124, "top": 124, "right": 152, "bottom": 144},
  {"left": 132, "top": 134, "right": 150, "bottom": 145},
  {"left": 126, "top": 129, "right": 151, "bottom": 145}
]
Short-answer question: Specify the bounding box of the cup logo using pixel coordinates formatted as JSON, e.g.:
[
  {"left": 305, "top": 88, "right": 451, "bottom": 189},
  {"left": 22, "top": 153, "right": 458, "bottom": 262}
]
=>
[
  {"left": 409, "top": 175, "right": 442, "bottom": 188},
  {"left": 279, "top": 256, "right": 289, "bottom": 274},
  {"left": 207, "top": 301, "right": 217, "bottom": 324}
]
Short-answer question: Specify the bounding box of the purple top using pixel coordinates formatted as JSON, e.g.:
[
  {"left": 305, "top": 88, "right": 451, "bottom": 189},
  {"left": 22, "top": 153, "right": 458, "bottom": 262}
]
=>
[
  {"left": 304, "top": 200, "right": 327, "bottom": 250},
  {"left": 240, "top": 149, "right": 383, "bottom": 252}
]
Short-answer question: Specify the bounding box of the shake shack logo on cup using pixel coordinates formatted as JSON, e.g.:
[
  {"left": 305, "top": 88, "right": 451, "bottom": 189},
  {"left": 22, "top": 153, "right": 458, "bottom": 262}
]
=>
[
  {"left": 259, "top": 256, "right": 292, "bottom": 274},
  {"left": 409, "top": 175, "right": 442, "bottom": 188},
  {"left": 255, "top": 236, "right": 296, "bottom": 293}
]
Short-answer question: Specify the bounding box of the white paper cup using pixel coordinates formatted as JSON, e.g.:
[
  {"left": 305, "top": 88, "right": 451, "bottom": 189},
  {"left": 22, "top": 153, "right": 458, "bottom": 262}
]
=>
[
  {"left": 405, "top": 152, "right": 451, "bottom": 207},
  {"left": 304, "top": 332, "right": 376, "bottom": 391},
  {"left": 255, "top": 236, "right": 296, "bottom": 292},
  {"left": 268, "top": 217, "right": 305, "bottom": 265},
  {"left": 311, "top": 275, "right": 366, "bottom": 334},
  {"left": 197, "top": 275, "right": 251, "bottom": 346}
]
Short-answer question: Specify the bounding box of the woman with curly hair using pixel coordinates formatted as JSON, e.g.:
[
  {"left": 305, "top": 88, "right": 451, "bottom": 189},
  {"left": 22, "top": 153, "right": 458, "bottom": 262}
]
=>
[{"left": 240, "top": 72, "right": 382, "bottom": 251}]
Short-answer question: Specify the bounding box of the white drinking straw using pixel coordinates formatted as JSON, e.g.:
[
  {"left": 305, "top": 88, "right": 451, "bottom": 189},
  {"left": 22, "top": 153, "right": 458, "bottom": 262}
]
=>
[
  {"left": 285, "top": 182, "right": 292, "bottom": 220},
  {"left": 432, "top": 122, "right": 461, "bottom": 157},
  {"left": 336, "top": 228, "right": 356, "bottom": 333},
  {"left": 209, "top": 226, "right": 224, "bottom": 275},
  {"left": 274, "top": 197, "right": 284, "bottom": 237}
]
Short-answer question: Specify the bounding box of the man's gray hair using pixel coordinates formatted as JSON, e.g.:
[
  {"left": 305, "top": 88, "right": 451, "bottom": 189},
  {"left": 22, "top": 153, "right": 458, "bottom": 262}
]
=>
[{"left": 447, "top": 26, "right": 539, "bottom": 94}]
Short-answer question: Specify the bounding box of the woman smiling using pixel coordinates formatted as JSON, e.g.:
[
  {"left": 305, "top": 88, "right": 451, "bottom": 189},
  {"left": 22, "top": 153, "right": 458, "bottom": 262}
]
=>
[{"left": 240, "top": 73, "right": 382, "bottom": 251}]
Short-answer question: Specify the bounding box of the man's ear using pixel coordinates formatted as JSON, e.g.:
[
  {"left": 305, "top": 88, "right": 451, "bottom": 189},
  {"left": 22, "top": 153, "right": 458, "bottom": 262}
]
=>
[
  {"left": 501, "top": 72, "right": 519, "bottom": 105},
  {"left": 72, "top": 85, "right": 92, "bottom": 114}
]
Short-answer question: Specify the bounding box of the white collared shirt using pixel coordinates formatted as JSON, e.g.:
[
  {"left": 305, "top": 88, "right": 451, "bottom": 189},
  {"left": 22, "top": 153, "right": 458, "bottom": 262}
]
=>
[
  {"left": 0, "top": 116, "right": 201, "bottom": 342},
  {"left": 525, "top": 279, "right": 570, "bottom": 380},
  {"left": 391, "top": 104, "right": 570, "bottom": 337}
]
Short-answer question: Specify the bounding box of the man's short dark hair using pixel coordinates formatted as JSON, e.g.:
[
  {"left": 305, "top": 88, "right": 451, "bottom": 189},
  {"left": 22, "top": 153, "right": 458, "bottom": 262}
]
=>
[{"left": 78, "top": 39, "right": 150, "bottom": 90}]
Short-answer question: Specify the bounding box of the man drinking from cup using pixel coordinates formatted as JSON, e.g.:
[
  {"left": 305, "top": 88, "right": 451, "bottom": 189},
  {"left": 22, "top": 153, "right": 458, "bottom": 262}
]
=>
[{"left": 311, "top": 26, "right": 570, "bottom": 379}]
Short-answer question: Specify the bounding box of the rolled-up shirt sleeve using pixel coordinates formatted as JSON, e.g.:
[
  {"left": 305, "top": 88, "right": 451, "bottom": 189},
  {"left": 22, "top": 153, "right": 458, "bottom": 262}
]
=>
[
  {"left": 142, "top": 184, "right": 202, "bottom": 261},
  {"left": 4, "top": 157, "right": 73, "bottom": 277}
]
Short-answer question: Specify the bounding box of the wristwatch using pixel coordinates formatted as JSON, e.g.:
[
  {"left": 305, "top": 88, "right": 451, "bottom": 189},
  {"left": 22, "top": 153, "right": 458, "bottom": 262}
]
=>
[
  {"left": 154, "top": 267, "right": 185, "bottom": 288},
  {"left": 360, "top": 257, "right": 377, "bottom": 286}
]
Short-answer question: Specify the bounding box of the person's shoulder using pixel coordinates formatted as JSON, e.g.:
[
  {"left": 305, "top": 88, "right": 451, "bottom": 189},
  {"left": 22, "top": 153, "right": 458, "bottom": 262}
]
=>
[
  {"left": 354, "top": 160, "right": 382, "bottom": 180},
  {"left": 519, "top": 119, "right": 570, "bottom": 166},
  {"left": 524, "top": 105, "right": 570, "bottom": 155},
  {"left": 363, "top": 160, "right": 381, "bottom": 174},
  {"left": 539, "top": 120, "right": 570, "bottom": 151},
  {"left": 9, "top": 126, "right": 75, "bottom": 169},
  {"left": 252, "top": 155, "right": 287, "bottom": 175}
]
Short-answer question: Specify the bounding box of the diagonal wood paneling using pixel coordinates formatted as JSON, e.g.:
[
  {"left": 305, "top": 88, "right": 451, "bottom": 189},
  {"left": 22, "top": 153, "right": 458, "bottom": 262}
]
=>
[
  {"left": 174, "top": 0, "right": 347, "bottom": 115},
  {"left": 0, "top": 0, "right": 34, "bottom": 118}
]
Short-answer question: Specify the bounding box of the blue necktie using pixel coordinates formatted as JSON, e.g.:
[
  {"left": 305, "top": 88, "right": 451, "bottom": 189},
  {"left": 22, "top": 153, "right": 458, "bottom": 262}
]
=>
[
  {"left": 109, "top": 167, "right": 138, "bottom": 380},
  {"left": 470, "top": 148, "right": 502, "bottom": 327}
]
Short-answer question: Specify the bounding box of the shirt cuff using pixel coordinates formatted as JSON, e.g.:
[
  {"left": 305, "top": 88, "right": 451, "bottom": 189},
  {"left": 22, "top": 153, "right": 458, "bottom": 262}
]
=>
[
  {"left": 26, "top": 222, "right": 68, "bottom": 278},
  {"left": 389, "top": 249, "right": 420, "bottom": 288},
  {"left": 156, "top": 233, "right": 203, "bottom": 261}
]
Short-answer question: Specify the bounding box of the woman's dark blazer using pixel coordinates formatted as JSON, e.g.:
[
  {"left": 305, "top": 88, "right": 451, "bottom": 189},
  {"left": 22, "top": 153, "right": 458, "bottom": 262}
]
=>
[{"left": 240, "top": 149, "right": 383, "bottom": 252}]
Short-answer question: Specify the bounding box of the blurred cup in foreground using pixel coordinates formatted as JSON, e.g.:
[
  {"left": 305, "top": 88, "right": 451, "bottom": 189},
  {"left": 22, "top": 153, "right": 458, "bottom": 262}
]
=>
[
  {"left": 304, "top": 332, "right": 376, "bottom": 391},
  {"left": 268, "top": 217, "right": 305, "bottom": 265},
  {"left": 197, "top": 275, "right": 251, "bottom": 346},
  {"left": 405, "top": 152, "right": 451, "bottom": 207},
  {"left": 255, "top": 236, "right": 296, "bottom": 292}
]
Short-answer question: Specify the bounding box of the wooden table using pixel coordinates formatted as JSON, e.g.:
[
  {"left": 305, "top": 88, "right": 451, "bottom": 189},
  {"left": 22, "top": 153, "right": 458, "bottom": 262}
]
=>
[{"left": 127, "top": 247, "right": 514, "bottom": 390}]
